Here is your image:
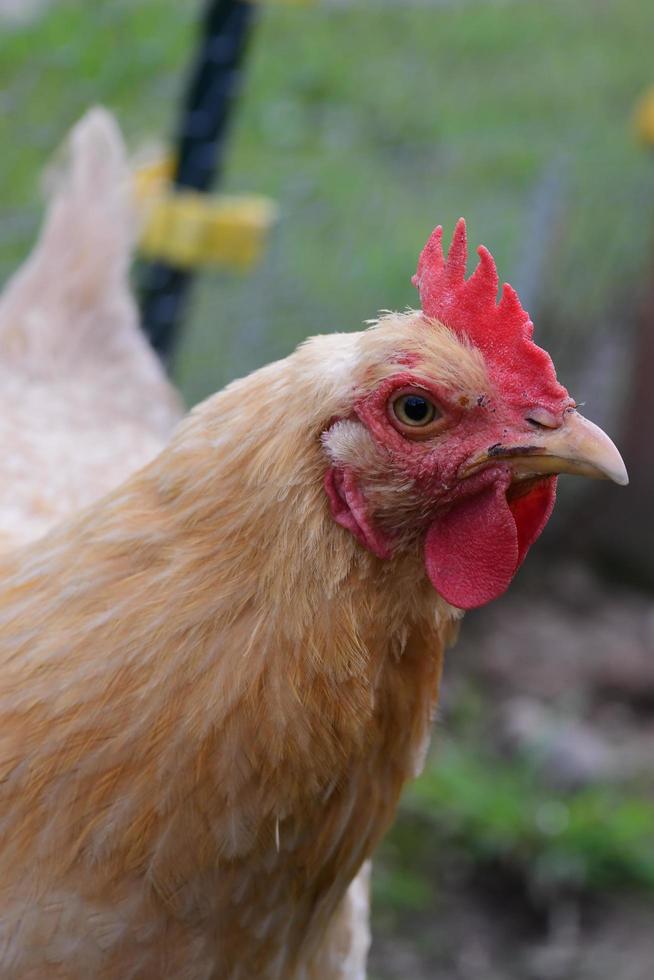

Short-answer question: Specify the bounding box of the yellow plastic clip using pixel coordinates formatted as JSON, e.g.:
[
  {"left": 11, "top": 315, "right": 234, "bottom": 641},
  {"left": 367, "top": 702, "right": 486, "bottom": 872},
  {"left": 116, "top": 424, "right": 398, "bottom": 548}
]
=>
[
  {"left": 633, "top": 87, "right": 654, "bottom": 147},
  {"left": 134, "top": 156, "right": 278, "bottom": 271}
]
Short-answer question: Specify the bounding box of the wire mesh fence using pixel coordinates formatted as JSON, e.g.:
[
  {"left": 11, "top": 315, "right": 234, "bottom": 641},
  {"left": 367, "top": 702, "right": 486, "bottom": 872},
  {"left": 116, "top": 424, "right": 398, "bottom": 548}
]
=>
[{"left": 1, "top": 0, "right": 653, "bottom": 416}]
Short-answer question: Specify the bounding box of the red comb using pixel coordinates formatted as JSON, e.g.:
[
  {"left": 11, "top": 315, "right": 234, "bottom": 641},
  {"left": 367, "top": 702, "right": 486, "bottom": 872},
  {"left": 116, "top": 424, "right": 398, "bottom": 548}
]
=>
[{"left": 412, "top": 219, "right": 569, "bottom": 409}]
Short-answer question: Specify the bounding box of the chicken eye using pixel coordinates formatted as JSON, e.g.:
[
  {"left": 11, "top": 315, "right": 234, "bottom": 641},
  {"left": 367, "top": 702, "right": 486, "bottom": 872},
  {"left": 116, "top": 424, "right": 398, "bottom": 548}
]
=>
[{"left": 392, "top": 393, "right": 439, "bottom": 427}]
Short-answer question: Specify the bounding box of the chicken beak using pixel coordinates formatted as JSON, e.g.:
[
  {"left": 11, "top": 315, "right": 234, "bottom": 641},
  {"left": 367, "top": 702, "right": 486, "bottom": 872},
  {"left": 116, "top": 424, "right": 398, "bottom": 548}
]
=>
[{"left": 461, "top": 410, "right": 629, "bottom": 486}]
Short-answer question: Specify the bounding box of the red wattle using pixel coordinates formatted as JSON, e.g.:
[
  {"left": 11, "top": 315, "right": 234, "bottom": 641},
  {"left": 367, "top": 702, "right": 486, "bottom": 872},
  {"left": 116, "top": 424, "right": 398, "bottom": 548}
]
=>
[
  {"left": 424, "top": 477, "right": 556, "bottom": 610},
  {"left": 509, "top": 476, "right": 557, "bottom": 564}
]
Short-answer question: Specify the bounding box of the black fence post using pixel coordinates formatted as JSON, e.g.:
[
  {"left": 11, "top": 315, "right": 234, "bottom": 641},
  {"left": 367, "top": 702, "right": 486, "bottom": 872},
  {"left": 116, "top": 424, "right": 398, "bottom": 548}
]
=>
[{"left": 139, "top": 0, "right": 257, "bottom": 363}]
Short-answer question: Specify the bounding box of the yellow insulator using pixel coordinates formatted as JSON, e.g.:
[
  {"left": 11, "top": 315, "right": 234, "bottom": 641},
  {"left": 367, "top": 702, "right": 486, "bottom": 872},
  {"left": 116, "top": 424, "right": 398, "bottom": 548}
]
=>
[{"left": 134, "top": 156, "right": 278, "bottom": 271}]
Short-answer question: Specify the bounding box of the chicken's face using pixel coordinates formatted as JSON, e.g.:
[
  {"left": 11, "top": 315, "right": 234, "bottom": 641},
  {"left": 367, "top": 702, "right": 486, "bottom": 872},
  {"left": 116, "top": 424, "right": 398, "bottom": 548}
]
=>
[{"left": 323, "top": 221, "right": 627, "bottom": 610}]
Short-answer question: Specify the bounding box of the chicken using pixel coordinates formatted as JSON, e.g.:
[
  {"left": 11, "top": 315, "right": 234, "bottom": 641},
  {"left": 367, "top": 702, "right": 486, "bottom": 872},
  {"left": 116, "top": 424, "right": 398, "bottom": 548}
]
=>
[
  {"left": 0, "top": 111, "right": 627, "bottom": 979},
  {"left": 0, "top": 108, "right": 182, "bottom": 552}
]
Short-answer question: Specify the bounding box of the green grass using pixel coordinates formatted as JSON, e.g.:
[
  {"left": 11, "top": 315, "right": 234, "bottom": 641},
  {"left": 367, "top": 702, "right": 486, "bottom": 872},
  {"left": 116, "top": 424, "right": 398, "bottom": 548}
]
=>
[
  {"left": 375, "top": 741, "right": 654, "bottom": 917},
  {"left": 0, "top": 0, "right": 653, "bottom": 407},
  {"left": 0, "top": 1, "right": 196, "bottom": 203}
]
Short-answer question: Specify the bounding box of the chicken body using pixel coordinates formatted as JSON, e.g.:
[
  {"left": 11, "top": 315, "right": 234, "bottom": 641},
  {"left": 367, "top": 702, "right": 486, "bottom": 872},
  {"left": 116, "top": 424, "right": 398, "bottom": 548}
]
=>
[
  {"left": 0, "top": 112, "right": 626, "bottom": 978},
  {"left": 0, "top": 109, "right": 181, "bottom": 552},
  {"left": 0, "top": 322, "right": 453, "bottom": 978}
]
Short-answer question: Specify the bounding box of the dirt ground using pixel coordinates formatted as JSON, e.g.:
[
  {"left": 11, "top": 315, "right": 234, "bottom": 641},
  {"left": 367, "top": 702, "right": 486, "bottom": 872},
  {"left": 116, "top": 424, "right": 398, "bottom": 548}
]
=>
[{"left": 371, "top": 893, "right": 654, "bottom": 980}]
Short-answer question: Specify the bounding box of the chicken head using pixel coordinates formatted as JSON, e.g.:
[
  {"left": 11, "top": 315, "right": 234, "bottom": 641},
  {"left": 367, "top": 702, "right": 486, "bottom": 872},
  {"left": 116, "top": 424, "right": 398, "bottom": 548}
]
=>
[{"left": 323, "top": 220, "right": 627, "bottom": 610}]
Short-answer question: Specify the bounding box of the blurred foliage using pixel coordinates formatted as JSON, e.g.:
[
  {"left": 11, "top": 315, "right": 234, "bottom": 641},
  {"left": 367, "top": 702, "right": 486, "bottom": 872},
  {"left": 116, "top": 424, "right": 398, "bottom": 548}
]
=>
[
  {"left": 377, "top": 669, "right": 654, "bottom": 915},
  {"left": 411, "top": 744, "right": 654, "bottom": 887},
  {"left": 0, "top": 0, "right": 653, "bottom": 410},
  {"left": 372, "top": 734, "right": 654, "bottom": 976},
  {"left": 0, "top": 1, "right": 197, "bottom": 206},
  {"left": 186, "top": 0, "right": 654, "bottom": 406}
]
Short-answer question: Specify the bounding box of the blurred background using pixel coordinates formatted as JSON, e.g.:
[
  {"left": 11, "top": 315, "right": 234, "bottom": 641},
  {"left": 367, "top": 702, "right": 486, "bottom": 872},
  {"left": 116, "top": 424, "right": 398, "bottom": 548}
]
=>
[{"left": 1, "top": 0, "right": 654, "bottom": 976}]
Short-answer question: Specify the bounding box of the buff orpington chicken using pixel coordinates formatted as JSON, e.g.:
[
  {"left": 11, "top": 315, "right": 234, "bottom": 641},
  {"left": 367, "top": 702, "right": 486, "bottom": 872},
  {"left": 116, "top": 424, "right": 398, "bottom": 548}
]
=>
[{"left": 0, "top": 110, "right": 627, "bottom": 979}]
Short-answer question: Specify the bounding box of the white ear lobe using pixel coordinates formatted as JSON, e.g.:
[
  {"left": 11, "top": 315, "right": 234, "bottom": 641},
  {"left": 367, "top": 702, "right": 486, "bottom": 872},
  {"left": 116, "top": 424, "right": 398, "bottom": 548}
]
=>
[{"left": 321, "top": 419, "right": 380, "bottom": 472}]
